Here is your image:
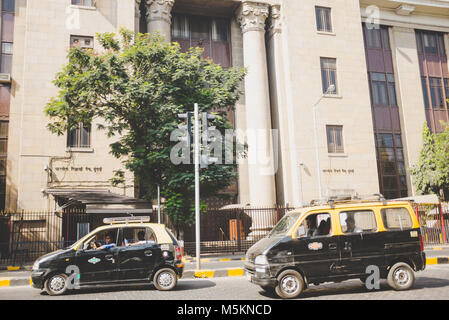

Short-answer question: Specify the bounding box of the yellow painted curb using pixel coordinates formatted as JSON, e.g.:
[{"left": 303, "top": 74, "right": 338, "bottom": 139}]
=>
[
  {"left": 194, "top": 270, "right": 215, "bottom": 278},
  {"left": 433, "top": 247, "right": 443, "bottom": 250},
  {"left": 0, "top": 279, "right": 10, "bottom": 287},
  {"left": 7, "top": 267, "right": 20, "bottom": 271},
  {"left": 219, "top": 258, "right": 231, "bottom": 262},
  {"left": 228, "top": 269, "right": 245, "bottom": 277},
  {"left": 427, "top": 258, "right": 438, "bottom": 265}
]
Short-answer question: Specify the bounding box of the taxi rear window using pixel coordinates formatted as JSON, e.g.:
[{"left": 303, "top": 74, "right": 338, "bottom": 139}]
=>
[{"left": 381, "top": 207, "right": 413, "bottom": 230}]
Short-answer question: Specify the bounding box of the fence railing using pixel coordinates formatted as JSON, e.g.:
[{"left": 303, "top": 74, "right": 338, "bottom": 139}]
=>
[
  {"left": 1, "top": 202, "right": 447, "bottom": 266},
  {"left": 414, "top": 202, "right": 449, "bottom": 247}
]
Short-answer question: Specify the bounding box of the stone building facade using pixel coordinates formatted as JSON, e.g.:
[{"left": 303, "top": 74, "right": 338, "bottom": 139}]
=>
[{"left": 5, "top": 0, "right": 449, "bottom": 211}]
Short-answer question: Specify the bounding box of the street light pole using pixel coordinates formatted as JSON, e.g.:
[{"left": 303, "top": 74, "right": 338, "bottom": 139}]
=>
[
  {"left": 194, "top": 103, "right": 201, "bottom": 271},
  {"left": 312, "top": 84, "right": 335, "bottom": 200}
]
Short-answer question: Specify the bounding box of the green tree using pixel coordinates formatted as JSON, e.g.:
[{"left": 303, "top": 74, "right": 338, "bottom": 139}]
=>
[
  {"left": 410, "top": 123, "right": 449, "bottom": 200},
  {"left": 44, "top": 29, "right": 246, "bottom": 235}
]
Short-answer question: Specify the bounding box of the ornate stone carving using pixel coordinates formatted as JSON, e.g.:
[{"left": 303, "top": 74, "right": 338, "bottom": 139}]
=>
[
  {"left": 145, "top": 0, "right": 175, "bottom": 24},
  {"left": 237, "top": 1, "right": 269, "bottom": 33},
  {"left": 268, "top": 4, "right": 281, "bottom": 35}
]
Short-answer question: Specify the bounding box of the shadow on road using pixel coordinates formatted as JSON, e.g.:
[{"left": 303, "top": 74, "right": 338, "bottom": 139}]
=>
[
  {"left": 257, "top": 277, "right": 449, "bottom": 299},
  {"left": 39, "top": 279, "right": 217, "bottom": 297}
]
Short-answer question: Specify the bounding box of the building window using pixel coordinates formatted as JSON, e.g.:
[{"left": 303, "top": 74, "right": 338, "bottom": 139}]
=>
[
  {"left": 326, "top": 125, "right": 344, "bottom": 153},
  {"left": 364, "top": 25, "right": 390, "bottom": 50},
  {"left": 67, "top": 123, "right": 91, "bottom": 148},
  {"left": 71, "top": 0, "right": 95, "bottom": 7},
  {"left": 376, "top": 133, "right": 407, "bottom": 199},
  {"left": 171, "top": 14, "right": 231, "bottom": 68},
  {"left": 2, "top": 0, "right": 14, "bottom": 12},
  {"left": 416, "top": 30, "right": 449, "bottom": 133},
  {"left": 320, "top": 57, "right": 338, "bottom": 94},
  {"left": 315, "top": 7, "right": 332, "bottom": 33},
  {"left": 70, "top": 35, "right": 94, "bottom": 50},
  {"left": 369, "top": 73, "right": 397, "bottom": 107}
]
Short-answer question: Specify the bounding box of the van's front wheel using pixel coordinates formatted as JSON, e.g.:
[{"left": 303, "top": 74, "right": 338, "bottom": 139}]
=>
[
  {"left": 387, "top": 262, "right": 415, "bottom": 291},
  {"left": 275, "top": 270, "right": 304, "bottom": 299},
  {"left": 44, "top": 273, "right": 68, "bottom": 296}
]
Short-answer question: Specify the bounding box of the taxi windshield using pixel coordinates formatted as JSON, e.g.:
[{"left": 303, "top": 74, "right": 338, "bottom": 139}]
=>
[{"left": 268, "top": 211, "right": 302, "bottom": 238}]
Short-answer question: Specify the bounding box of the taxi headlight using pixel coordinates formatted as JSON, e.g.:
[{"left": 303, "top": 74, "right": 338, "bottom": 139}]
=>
[
  {"left": 255, "top": 255, "right": 268, "bottom": 265},
  {"left": 32, "top": 260, "right": 39, "bottom": 271}
]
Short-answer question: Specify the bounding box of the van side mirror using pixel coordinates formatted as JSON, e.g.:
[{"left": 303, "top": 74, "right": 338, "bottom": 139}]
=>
[{"left": 296, "top": 226, "right": 306, "bottom": 238}]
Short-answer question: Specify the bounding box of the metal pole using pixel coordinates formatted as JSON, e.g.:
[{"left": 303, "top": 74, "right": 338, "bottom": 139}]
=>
[
  {"left": 194, "top": 103, "right": 201, "bottom": 271},
  {"left": 157, "top": 185, "right": 161, "bottom": 224}
]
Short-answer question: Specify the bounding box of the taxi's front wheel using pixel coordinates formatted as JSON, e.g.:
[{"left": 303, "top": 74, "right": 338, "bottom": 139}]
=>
[
  {"left": 44, "top": 273, "right": 68, "bottom": 296},
  {"left": 275, "top": 269, "right": 304, "bottom": 299},
  {"left": 153, "top": 268, "right": 177, "bottom": 291},
  {"left": 387, "top": 262, "right": 415, "bottom": 291}
]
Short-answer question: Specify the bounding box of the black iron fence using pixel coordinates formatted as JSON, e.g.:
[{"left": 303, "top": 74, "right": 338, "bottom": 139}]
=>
[{"left": 3, "top": 201, "right": 447, "bottom": 266}]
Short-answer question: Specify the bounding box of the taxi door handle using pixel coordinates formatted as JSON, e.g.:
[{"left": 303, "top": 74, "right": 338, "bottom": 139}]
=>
[
  {"left": 144, "top": 250, "right": 152, "bottom": 257},
  {"left": 329, "top": 243, "right": 337, "bottom": 250},
  {"left": 105, "top": 254, "right": 115, "bottom": 264}
]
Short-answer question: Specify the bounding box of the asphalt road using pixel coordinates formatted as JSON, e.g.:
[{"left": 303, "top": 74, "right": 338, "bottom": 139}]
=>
[{"left": 1, "top": 264, "right": 448, "bottom": 300}]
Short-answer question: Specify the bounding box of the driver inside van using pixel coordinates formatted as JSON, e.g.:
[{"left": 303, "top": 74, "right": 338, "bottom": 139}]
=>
[
  {"left": 94, "top": 234, "right": 116, "bottom": 250},
  {"left": 306, "top": 216, "right": 318, "bottom": 237},
  {"left": 345, "top": 216, "right": 362, "bottom": 233}
]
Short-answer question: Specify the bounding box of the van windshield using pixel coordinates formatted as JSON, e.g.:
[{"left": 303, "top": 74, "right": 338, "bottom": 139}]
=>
[{"left": 268, "top": 212, "right": 302, "bottom": 238}]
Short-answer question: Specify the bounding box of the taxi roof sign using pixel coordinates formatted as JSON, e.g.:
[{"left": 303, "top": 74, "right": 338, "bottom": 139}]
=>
[{"left": 103, "top": 216, "right": 151, "bottom": 225}]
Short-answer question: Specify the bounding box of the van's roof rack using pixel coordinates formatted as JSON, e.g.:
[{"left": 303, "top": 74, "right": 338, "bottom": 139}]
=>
[
  {"left": 309, "top": 193, "right": 387, "bottom": 209},
  {"left": 103, "top": 216, "right": 150, "bottom": 225}
]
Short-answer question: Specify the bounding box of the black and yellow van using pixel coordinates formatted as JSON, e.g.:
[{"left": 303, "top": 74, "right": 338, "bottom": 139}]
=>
[
  {"left": 31, "top": 217, "right": 184, "bottom": 296},
  {"left": 244, "top": 196, "right": 426, "bottom": 299}
]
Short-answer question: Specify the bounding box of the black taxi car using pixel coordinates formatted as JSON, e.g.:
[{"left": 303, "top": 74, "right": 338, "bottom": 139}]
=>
[
  {"left": 244, "top": 196, "right": 426, "bottom": 299},
  {"left": 31, "top": 217, "right": 184, "bottom": 295}
]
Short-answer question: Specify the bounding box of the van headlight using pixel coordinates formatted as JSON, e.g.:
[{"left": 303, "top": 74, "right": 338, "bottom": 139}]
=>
[
  {"left": 254, "top": 255, "right": 268, "bottom": 265},
  {"left": 32, "top": 260, "right": 40, "bottom": 271}
]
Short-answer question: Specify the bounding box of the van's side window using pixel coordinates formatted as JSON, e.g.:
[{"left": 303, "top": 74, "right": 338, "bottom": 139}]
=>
[
  {"left": 120, "top": 227, "right": 156, "bottom": 247},
  {"left": 299, "top": 213, "right": 331, "bottom": 237},
  {"left": 340, "top": 210, "right": 377, "bottom": 233},
  {"left": 381, "top": 207, "right": 413, "bottom": 230}
]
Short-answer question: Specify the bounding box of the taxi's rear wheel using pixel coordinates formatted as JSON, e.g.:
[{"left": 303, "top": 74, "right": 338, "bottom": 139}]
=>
[
  {"left": 44, "top": 273, "right": 68, "bottom": 296},
  {"left": 154, "top": 268, "right": 177, "bottom": 291},
  {"left": 275, "top": 269, "right": 304, "bottom": 299},
  {"left": 387, "top": 262, "right": 415, "bottom": 291}
]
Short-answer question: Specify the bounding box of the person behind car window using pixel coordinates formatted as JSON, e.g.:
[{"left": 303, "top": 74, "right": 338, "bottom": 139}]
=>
[
  {"left": 317, "top": 218, "right": 331, "bottom": 236},
  {"left": 306, "top": 216, "right": 318, "bottom": 237},
  {"left": 96, "top": 234, "right": 116, "bottom": 250},
  {"left": 345, "top": 216, "right": 361, "bottom": 233},
  {"left": 128, "top": 231, "right": 156, "bottom": 246}
]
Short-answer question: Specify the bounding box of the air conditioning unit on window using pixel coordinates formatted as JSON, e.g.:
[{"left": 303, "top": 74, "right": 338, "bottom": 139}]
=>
[{"left": 0, "top": 73, "right": 11, "bottom": 83}]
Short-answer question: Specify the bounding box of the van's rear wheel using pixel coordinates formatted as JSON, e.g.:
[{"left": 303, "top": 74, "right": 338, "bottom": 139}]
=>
[
  {"left": 275, "top": 270, "right": 304, "bottom": 299},
  {"left": 44, "top": 273, "right": 68, "bottom": 296},
  {"left": 387, "top": 262, "right": 415, "bottom": 291},
  {"left": 153, "top": 268, "right": 177, "bottom": 291}
]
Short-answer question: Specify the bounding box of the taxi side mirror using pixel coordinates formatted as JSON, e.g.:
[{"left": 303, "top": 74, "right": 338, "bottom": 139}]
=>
[{"left": 296, "top": 226, "right": 306, "bottom": 238}]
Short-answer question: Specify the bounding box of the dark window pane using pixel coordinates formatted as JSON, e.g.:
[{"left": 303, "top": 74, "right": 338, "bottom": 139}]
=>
[
  {"left": 377, "top": 134, "right": 393, "bottom": 147},
  {"left": 365, "top": 27, "right": 381, "bottom": 48},
  {"left": 316, "top": 7, "right": 332, "bottom": 32},
  {"left": 172, "top": 14, "right": 189, "bottom": 39},
  {"left": 321, "top": 58, "right": 337, "bottom": 94},
  {"left": 1, "top": 12, "right": 14, "bottom": 42},
  {"left": 2, "top": 0, "right": 14, "bottom": 12},
  {"left": 211, "top": 19, "right": 228, "bottom": 42},
  {"left": 381, "top": 161, "right": 396, "bottom": 175},
  {"left": 388, "top": 82, "right": 397, "bottom": 106},
  {"left": 383, "top": 176, "right": 398, "bottom": 190},
  {"left": 80, "top": 125, "right": 90, "bottom": 147},
  {"left": 0, "top": 54, "right": 12, "bottom": 74},
  {"left": 0, "top": 121, "right": 8, "bottom": 138},
  {"left": 423, "top": 33, "right": 437, "bottom": 55},
  {"left": 416, "top": 33, "right": 423, "bottom": 53},
  {"left": 327, "top": 126, "right": 344, "bottom": 153},
  {"left": 394, "top": 134, "right": 402, "bottom": 148},
  {"left": 191, "top": 18, "right": 209, "bottom": 40},
  {"left": 429, "top": 77, "right": 444, "bottom": 108},
  {"left": 438, "top": 34, "right": 446, "bottom": 56},
  {"left": 381, "top": 27, "right": 390, "bottom": 50},
  {"left": 422, "top": 77, "right": 430, "bottom": 108},
  {"left": 67, "top": 128, "right": 78, "bottom": 147},
  {"left": 0, "top": 158, "right": 6, "bottom": 175},
  {"left": 0, "top": 139, "right": 7, "bottom": 153}
]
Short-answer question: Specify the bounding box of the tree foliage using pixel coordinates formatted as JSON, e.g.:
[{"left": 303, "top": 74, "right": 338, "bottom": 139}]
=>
[
  {"left": 410, "top": 123, "right": 449, "bottom": 200},
  {"left": 45, "top": 29, "right": 246, "bottom": 232}
]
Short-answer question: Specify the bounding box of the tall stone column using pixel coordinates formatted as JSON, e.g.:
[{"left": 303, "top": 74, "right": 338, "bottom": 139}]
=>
[
  {"left": 237, "top": 1, "right": 277, "bottom": 238},
  {"left": 145, "top": 0, "right": 174, "bottom": 41},
  {"left": 135, "top": 0, "right": 141, "bottom": 33}
]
